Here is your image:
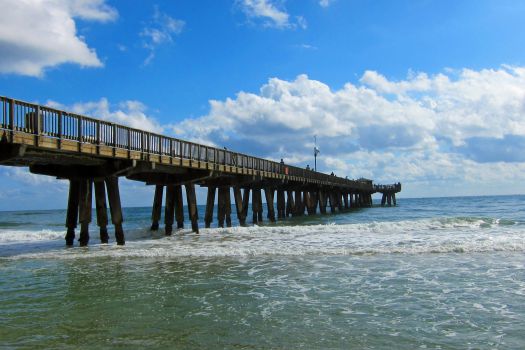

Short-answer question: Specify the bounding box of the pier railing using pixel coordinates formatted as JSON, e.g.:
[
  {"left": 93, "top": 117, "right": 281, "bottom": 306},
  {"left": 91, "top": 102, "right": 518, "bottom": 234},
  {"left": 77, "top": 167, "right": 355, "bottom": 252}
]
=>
[
  {"left": 1, "top": 96, "right": 368, "bottom": 188},
  {"left": 374, "top": 183, "right": 402, "bottom": 192}
]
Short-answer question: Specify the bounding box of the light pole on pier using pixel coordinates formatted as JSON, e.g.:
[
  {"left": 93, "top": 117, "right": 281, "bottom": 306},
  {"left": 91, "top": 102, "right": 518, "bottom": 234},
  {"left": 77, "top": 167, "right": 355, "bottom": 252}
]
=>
[{"left": 314, "top": 135, "right": 320, "bottom": 172}]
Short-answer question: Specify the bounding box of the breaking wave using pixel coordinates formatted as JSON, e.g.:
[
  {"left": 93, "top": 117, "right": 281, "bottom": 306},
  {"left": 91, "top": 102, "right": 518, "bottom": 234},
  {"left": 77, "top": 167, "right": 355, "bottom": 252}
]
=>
[{"left": 1, "top": 216, "right": 523, "bottom": 260}]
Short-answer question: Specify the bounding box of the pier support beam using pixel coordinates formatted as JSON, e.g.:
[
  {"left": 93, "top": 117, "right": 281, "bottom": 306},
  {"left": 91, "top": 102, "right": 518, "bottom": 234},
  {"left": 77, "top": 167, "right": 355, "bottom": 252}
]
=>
[
  {"left": 305, "top": 191, "right": 316, "bottom": 215},
  {"left": 294, "top": 190, "right": 303, "bottom": 216},
  {"left": 336, "top": 191, "right": 343, "bottom": 211},
  {"left": 343, "top": 193, "right": 349, "bottom": 209},
  {"left": 286, "top": 190, "right": 294, "bottom": 217},
  {"left": 392, "top": 193, "right": 397, "bottom": 206},
  {"left": 78, "top": 179, "right": 93, "bottom": 247},
  {"left": 318, "top": 190, "right": 327, "bottom": 214},
  {"left": 241, "top": 188, "right": 250, "bottom": 225},
  {"left": 65, "top": 179, "right": 80, "bottom": 246},
  {"left": 94, "top": 179, "right": 109, "bottom": 243},
  {"left": 185, "top": 183, "right": 199, "bottom": 233},
  {"left": 205, "top": 186, "right": 216, "bottom": 228},
  {"left": 234, "top": 186, "right": 246, "bottom": 226},
  {"left": 225, "top": 187, "right": 232, "bottom": 227},
  {"left": 150, "top": 185, "right": 164, "bottom": 231},
  {"left": 106, "top": 176, "right": 125, "bottom": 245},
  {"left": 387, "top": 193, "right": 392, "bottom": 207},
  {"left": 174, "top": 185, "right": 184, "bottom": 229},
  {"left": 252, "top": 188, "right": 263, "bottom": 223},
  {"left": 164, "top": 185, "right": 175, "bottom": 235},
  {"left": 265, "top": 188, "right": 275, "bottom": 222},
  {"left": 381, "top": 193, "right": 387, "bottom": 206},
  {"left": 328, "top": 192, "right": 336, "bottom": 213},
  {"left": 217, "top": 187, "right": 232, "bottom": 227},
  {"left": 217, "top": 187, "right": 226, "bottom": 228},
  {"left": 277, "top": 189, "right": 285, "bottom": 219}
]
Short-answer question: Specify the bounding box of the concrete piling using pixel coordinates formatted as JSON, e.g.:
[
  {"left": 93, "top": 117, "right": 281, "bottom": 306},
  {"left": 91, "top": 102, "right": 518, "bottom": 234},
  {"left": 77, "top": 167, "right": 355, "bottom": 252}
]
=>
[
  {"left": 185, "top": 183, "right": 199, "bottom": 233},
  {"left": 150, "top": 184, "right": 164, "bottom": 231},
  {"left": 78, "top": 179, "right": 93, "bottom": 247},
  {"left": 65, "top": 179, "right": 80, "bottom": 246},
  {"left": 94, "top": 179, "right": 109, "bottom": 243},
  {"left": 105, "top": 176, "right": 125, "bottom": 245}
]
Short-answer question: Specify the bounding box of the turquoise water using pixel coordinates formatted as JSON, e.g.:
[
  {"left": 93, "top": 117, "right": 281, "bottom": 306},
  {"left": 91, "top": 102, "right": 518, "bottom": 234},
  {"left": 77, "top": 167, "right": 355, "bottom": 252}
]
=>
[{"left": 1, "top": 195, "right": 524, "bottom": 349}]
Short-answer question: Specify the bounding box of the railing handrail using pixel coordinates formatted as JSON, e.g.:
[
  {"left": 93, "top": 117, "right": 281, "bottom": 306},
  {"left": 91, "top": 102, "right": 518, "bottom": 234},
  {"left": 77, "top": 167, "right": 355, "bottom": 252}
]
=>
[{"left": 0, "top": 96, "right": 380, "bottom": 190}]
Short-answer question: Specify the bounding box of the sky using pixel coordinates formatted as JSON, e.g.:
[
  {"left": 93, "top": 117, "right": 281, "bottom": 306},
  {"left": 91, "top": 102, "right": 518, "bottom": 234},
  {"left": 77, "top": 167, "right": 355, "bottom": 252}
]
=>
[{"left": 1, "top": 0, "right": 525, "bottom": 210}]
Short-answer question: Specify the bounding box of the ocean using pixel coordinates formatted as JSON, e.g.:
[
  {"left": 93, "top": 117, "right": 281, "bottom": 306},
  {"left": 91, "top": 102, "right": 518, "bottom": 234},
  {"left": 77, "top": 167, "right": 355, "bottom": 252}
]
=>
[{"left": 0, "top": 195, "right": 524, "bottom": 349}]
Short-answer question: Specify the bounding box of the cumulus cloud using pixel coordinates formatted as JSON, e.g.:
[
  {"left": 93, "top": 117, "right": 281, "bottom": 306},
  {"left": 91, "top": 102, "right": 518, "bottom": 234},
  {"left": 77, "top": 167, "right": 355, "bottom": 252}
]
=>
[
  {"left": 237, "top": 0, "right": 306, "bottom": 29},
  {"left": 169, "top": 66, "right": 525, "bottom": 196},
  {"left": 0, "top": 0, "right": 117, "bottom": 77},
  {"left": 140, "top": 6, "right": 185, "bottom": 65},
  {"left": 46, "top": 98, "right": 163, "bottom": 133}
]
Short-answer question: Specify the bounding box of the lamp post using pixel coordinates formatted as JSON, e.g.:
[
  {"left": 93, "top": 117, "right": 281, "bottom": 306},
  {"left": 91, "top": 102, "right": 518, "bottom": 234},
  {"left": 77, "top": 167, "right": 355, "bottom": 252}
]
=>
[{"left": 314, "top": 135, "right": 320, "bottom": 171}]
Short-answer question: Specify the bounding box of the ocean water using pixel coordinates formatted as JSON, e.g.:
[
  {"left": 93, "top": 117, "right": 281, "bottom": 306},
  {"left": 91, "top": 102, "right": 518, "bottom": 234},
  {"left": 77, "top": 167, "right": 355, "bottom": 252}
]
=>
[{"left": 0, "top": 195, "right": 524, "bottom": 349}]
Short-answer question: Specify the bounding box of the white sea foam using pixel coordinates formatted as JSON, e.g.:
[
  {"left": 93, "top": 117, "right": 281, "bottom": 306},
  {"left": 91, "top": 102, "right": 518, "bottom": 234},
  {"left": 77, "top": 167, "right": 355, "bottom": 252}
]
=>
[
  {"left": 1, "top": 216, "right": 524, "bottom": 260},
  {"left": 0, "top": 229, "right": 64, "bottom": 242}
]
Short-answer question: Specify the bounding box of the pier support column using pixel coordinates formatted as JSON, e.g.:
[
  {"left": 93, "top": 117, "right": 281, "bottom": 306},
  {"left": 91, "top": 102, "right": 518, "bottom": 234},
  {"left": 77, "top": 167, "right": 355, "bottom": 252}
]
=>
[
  {"left": 65, "top": 179, "right": 80, "bottom": 246},
  {"left": 393, "top": 193, "right": 397, "bottom": 206},
  {"left": 225, "top": 187, "right": 232, "bottom": 227},
  {"left": 234, "top": 186, "right": 246, "bottom": 226},
  {"left": 294, "top": 190, "right": 303, "bottom": 216},
  {"left": 343, "top": 192, "right": 349, "bottom": 209},
  {"left": 217, "top": 187, "right": 226, "bottom": 228},
  {"left": 106, "top": 176, "right": 125, "bottom": 245},
  {"left": 336, "top": 191, "right": 343, "bottom": 211},
  {"left": 205, "top": 186, "right": 216, "bottom": 228},
  {"left": 252, "top": 188, "right": 263, "bottom": 223},
  {"left": 150, "top": 185, "right": 164, "bottom": 231},
  {"left": 174, "top": 185, "right": 184, "bottom": 229},
  {"left": 304, "top": 192, "right": 314, "bottom": 215},
  {"left": 328, "top": 192, "right": 336, "bottom": 213},
  {"left": 276, "top": 190, "right": 285, "bottom": 219},
  {"left": 241, "top": 188, "right": 250, "bottom": 225},
  {"left": 349, "top": 193, "right": 354, "bottom": 208},
  {"left": 318, "top": 190, "right": 326, "bottom": 214},
  {"left": 387, "top": 193, "right": 392, "bottom": 207},
  {"left": 78, "top": 179, "right": 93, "bottom": 247},
  {"left": 185, "top": 183, "right": 199, "bottom": 233},
  {"left": 94, "top": 179, "right": 109, "bottom": 243},
  {"left": 286, "top": 190, "right": 294, "bottom": 217},
  {"left": 381, "top": 193, "right": 387, "bottom": 206},
  {"left": 164, "top": 184, "right": 175, "bottom": 235},
  {"left": 265, "top": 188, "right": 276, "bottom": 222}
]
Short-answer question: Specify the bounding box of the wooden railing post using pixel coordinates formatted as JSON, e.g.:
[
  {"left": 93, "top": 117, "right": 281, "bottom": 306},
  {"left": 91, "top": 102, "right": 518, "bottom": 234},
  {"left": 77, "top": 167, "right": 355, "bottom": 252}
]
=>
[
  {"left": 57, "top": 111, "right": 62, "bottom": 138},
  {"left": 77, "top": 115, "right": 83, "bottom": 152},
  {"left": 9, "top": 99, "right": 15, "bottom": 132},
  {"left": 34, "top": 105, "right": 41, "bottom": 135}
]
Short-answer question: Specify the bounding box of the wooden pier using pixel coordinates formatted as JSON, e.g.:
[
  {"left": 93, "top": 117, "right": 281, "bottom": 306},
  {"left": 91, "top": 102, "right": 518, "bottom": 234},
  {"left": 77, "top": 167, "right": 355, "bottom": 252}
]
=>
[{"left": 0, "top": 96, "right": 401, "bottom": 245}]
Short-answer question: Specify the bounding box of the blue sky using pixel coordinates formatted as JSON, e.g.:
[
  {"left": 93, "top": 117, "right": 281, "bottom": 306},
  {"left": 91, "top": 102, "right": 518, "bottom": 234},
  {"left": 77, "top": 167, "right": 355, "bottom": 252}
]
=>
[{"left": 1, "top": 0, "right": 525, "bottom": 210}]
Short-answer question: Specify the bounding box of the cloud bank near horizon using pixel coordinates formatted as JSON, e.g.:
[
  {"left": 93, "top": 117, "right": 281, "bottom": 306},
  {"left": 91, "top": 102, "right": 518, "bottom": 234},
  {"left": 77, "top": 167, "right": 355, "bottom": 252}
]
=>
[
  {"left": 4, "top": 65, "right": 525, "bottom": 199},
  {"left": 170, "top": 66, "right": 525, "bottom": 196}
]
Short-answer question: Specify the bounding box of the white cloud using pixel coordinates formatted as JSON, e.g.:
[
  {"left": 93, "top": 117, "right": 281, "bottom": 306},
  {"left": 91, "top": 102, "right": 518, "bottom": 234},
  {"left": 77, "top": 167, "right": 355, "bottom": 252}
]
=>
[
  {"left": 140, "top": 6, "right": 185, "bottom": 65},
  {"left": 319, "top": 0, "right": 334, "bottom": 7},
  {"left": 168, "top": 66, "right": 525, "bottom": 196},
  {"left": 238, "top": 0, "right": 306, "bottom": 29},
  {"left": 0, "top": 0, "right": 117, "bottom": 77},
  {"left": 46, "top": 98, "right": 163, "bottom": 133}
]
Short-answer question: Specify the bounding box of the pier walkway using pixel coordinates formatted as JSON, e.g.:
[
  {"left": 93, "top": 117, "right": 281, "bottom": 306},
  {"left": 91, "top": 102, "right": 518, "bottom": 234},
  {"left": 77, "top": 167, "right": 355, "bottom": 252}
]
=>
[{"left": 0, "top": 96, "right": 401, "bottom": 245}]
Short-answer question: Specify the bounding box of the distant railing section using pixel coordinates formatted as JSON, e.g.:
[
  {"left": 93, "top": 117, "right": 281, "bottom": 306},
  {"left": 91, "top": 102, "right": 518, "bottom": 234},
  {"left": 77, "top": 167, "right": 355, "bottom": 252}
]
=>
[
  {"left": 1, "top": 96, "right": 370, "bottom": 189},
  {"left": 374, "top": 183, "right": 401, "bottom": 192}
]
